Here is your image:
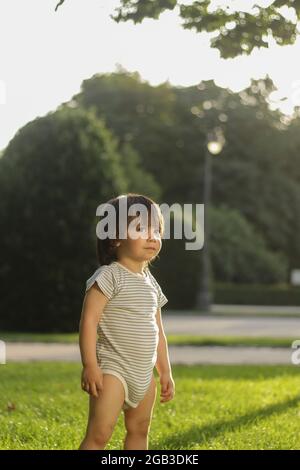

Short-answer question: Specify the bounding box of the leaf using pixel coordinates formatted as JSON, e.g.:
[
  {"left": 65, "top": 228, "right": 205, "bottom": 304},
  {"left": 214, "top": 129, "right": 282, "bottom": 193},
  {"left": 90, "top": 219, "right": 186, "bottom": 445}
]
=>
[{"left": 55, "top": 0, "right": 65, "bottom": 12}]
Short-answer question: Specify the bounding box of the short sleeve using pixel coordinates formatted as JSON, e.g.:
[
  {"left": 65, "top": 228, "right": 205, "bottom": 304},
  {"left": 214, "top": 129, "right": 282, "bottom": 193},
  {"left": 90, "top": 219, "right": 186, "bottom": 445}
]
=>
[
  {"left": 148, "top": 270, "right": 168, "bottom": 309},
  {"left": 85, "top": 265, "right": 116, "bottom": 300},
  {"left": 158, "top": 288, "right": 168, "bottom": 309}
]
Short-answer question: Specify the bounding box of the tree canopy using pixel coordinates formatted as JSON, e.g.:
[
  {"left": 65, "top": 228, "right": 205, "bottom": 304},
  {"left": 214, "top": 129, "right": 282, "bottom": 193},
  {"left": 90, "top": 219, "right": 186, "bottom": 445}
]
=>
[
  {"left": 2, "top": 70, "right": 300, "bottom": 325},
  {"left": 55, "top": 0, "right": 300, "bottom": 58},
  {"left": 0, "top": 105, "right": 159, "bottom": 331}
]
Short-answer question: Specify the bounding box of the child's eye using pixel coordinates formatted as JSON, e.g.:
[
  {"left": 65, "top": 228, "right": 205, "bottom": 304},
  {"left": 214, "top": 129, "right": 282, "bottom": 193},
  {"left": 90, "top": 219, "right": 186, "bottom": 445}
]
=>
[{"left": 136, "top": 225, "right": 160, "bottom": 236}]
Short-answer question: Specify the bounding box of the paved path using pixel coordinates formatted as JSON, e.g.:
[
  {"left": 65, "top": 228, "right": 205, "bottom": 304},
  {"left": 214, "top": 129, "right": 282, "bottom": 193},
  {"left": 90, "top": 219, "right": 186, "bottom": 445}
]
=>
[
  {"left": 2, "top": 315, "right": 299, "bottom": 365},
  {"left": 4, "top": 343, "right": 295, "bottom": 365},
  {"left": 162, "top": 315, "right": 300, "bottom": 337}
]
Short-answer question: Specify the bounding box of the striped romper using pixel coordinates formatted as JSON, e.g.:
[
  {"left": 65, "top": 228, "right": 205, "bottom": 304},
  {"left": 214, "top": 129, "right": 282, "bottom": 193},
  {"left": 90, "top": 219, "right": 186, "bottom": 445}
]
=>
[{"left": 85, "top": 260, "right": 168, "bottom": 411}]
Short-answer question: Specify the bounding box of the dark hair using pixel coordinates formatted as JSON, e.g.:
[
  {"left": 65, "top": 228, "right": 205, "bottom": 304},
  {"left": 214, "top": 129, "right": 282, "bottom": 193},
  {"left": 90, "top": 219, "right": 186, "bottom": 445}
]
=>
[{"left": 96, "top": 193, "right": 165, "bottom": 268}]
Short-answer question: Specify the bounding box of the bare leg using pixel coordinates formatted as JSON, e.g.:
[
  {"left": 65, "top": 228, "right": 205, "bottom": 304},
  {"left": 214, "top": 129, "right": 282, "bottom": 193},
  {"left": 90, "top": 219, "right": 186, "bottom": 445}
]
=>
[
  {"left": 123, "top": 373, "right": 157, "bottom": 450},
  {"left": 79, "top": 374, "right": 125, "bottom": 450}
]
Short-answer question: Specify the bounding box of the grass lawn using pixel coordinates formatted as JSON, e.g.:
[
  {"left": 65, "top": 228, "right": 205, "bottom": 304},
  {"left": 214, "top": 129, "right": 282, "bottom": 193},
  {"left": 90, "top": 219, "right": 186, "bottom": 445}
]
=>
[
  {"left": 0, "top": 332, "right": 294, "bottom": 348},
  {"left": 0, "top": 363, "right": 300, "bottom": 450}
]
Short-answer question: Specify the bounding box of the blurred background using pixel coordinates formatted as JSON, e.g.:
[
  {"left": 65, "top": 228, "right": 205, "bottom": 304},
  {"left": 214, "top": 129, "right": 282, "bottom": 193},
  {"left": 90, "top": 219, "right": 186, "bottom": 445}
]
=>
[{"left": 1, "top": 0, "right": 300, "bottom": 450}]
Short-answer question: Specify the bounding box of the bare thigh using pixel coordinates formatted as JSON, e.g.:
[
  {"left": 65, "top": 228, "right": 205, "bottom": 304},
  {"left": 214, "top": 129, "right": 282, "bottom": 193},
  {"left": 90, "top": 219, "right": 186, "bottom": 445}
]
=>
[
  {"left": 85, "top": 374, "right": 125, "bottom": 438},
  {"left": 123, "top": 373, "right": 157, "bottom": 432}
]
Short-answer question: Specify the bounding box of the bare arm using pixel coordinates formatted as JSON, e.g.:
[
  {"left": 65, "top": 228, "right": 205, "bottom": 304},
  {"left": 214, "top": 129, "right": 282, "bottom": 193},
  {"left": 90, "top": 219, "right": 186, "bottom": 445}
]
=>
[
  {"left": 154, "top": 307, "right": 175, "bottom": 403},
  {"left": 154, "top": 307, "right": 172, "bottom": 376},
  {"left": 79, "top": 282, "right": 109, "bottom": 397}
]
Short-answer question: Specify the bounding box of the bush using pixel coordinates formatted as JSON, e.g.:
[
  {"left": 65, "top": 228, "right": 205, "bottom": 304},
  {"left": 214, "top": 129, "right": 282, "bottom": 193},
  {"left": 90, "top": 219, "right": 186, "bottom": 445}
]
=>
[{"left": 0, "top": 107, "right": 128, "bottom": 332}]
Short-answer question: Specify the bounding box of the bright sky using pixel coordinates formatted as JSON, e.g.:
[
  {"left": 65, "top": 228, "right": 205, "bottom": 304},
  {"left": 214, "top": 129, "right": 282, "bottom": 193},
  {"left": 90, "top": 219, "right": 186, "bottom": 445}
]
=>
[{"left": 1, "top": 0, "right": 300, "bottom": 152}]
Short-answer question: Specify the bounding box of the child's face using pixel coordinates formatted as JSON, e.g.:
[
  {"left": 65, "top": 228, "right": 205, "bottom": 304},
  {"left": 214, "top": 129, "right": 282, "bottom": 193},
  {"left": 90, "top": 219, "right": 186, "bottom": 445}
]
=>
[{"left": 119, "top": 215, "right": 162, "bottom": 262}]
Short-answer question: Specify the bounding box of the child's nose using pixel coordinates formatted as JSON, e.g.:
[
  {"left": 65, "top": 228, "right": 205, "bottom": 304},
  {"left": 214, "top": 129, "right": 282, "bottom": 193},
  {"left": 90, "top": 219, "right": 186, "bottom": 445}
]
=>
[{"left": 148, "top": 228, "right": 159, "bottom": 240}]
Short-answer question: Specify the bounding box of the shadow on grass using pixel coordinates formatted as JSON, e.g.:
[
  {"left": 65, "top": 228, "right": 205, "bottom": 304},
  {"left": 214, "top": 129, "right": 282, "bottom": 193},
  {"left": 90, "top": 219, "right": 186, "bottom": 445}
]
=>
[{"left": 155, "top": 394, "right": 300, "bottom": 449}]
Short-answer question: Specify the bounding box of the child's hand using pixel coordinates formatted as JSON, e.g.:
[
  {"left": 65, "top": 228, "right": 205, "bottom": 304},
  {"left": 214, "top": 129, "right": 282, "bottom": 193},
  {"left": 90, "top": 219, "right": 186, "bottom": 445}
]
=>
[
  {"left": 159, "top": 372, "right": 175, "bottom": 404},
  {"left": 81, "top": 364, "right": 103, "bottom": 398}
]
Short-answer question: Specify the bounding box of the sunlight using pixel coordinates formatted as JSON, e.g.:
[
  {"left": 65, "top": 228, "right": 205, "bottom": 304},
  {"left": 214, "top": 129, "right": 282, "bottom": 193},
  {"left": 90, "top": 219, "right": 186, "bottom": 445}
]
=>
[{"left": 1, "top": 0, "right": 300, "bottom": 151}]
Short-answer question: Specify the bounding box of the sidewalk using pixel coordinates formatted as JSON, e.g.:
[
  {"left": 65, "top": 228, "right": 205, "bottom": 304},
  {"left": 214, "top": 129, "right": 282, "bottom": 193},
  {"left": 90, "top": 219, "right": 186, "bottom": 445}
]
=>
[
  {"left": 4, "top": 342, "right": 294, "bottom": 365},
  {"left": 2, "top": 315, "right": 299, "bottom": 365},
  {"left": 162, "top": 314, "right": 300, "bottom": 337}
]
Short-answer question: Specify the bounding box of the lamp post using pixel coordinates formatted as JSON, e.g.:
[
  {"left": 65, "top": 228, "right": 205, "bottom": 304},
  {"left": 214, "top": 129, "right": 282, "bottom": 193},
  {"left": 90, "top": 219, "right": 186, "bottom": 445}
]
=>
[{"left": 196, "top": 128, "right": 224, "bottom": 312}]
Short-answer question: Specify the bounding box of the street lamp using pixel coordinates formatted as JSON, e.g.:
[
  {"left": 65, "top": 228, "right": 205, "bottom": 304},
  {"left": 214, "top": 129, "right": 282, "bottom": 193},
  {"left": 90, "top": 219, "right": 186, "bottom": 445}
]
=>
[{"left": 196, "top": 127, "right": 225, "bottom": 312}]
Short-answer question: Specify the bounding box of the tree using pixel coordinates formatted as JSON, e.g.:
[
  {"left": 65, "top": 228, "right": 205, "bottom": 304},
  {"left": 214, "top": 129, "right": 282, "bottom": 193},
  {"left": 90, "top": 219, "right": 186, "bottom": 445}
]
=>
[
  {"left": 70, "top": 69, "right": 202, "bottom": 203},
  {"left": 68, "top": 71, "right": 300, "bottom": 273},
  {"left": 209, "top": 205, "right": 288, "bottom": 284},
  {"left": 55, "top": 0, "right": 300, "bottom": 58}
]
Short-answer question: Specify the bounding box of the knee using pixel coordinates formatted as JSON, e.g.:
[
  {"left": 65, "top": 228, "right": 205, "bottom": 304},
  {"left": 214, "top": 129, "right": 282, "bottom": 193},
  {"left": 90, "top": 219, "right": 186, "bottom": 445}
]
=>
[
  {"left": 125, "top": 417, "right": 151, "bottom": 437},
  {"left": 89, "top": 424, "right": 114, "bottom": 448}
]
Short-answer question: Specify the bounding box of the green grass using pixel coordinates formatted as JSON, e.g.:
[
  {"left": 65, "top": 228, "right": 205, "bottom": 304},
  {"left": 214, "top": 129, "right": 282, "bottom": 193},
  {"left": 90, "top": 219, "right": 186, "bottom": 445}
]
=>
[
  {"left": 0, "top": 332, "right": 79, "bottom": 343},
  {"left": 168, "top": 336, "right": 294, "bottom": 348},
  {"left": 211, "top": 312, "right": 300, "bottom": 318},
  {"left": 0, "top": 331, "right": 294, "bottom": 348},
  {"left": 1, "top": 363, "right": 300, "bottom": 450}
]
